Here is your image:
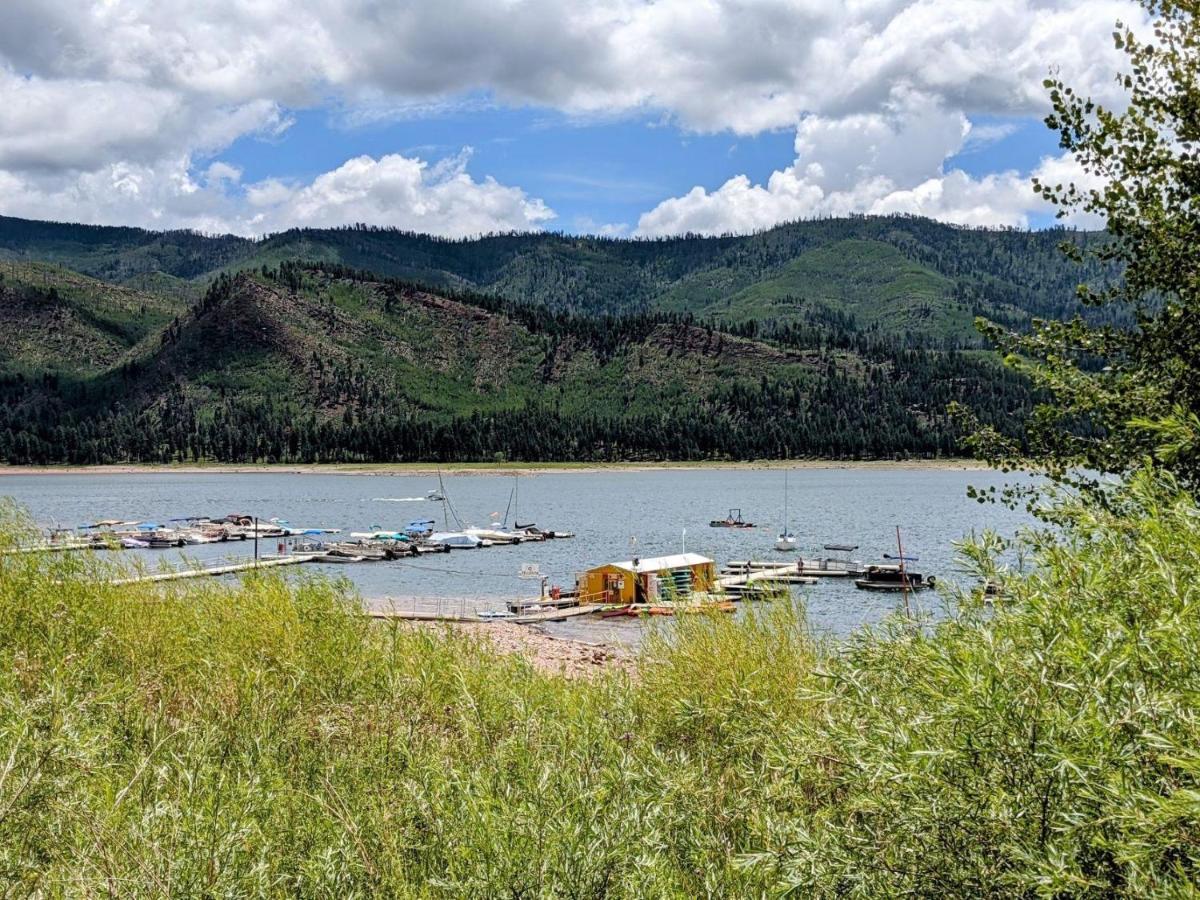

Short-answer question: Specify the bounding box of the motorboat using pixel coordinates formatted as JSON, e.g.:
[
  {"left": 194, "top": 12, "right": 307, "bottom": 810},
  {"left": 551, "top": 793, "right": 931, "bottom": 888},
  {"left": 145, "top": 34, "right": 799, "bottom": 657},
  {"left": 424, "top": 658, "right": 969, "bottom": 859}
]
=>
[
  {"left": 145, "top": 529, "right": 184, "bottom": 548},
  {"left": 315, "top": 552, "right": 364, "bottom": 564},
  {"left": 464, "top": 525, "right": 522, "bottom": 545},
  {"left": 425, "top": 532, "right": 484, "bottom": 550},
  {"left": 325, "top": 541, "right": 387, "bottom": 561},
  {"left": 853, "top": 564, "right": 935, "bottom": 592},
  {"left": 405, "top": 519, "right": 437, "bottom": 537},
  {"left": 271, "top": 518, "right": 341, "bottom": 537},
  {"left": 179, "top": 530, "right": 220, "bottom": 544}
]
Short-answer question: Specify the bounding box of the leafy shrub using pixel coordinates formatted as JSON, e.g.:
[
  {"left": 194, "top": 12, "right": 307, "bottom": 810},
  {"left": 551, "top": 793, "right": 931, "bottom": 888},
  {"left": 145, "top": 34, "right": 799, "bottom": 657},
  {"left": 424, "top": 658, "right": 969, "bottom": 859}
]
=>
[{"left": 0, "top": 474, "right": 1196, "bottom": 894}]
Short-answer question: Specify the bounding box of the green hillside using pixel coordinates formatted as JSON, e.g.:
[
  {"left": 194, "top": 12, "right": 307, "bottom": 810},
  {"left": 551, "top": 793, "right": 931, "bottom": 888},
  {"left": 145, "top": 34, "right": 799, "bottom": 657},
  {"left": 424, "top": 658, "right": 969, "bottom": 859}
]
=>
[
  {"left": 0, "top": 262, "right": 185, "bottom": 375},
  {"left": 668, "top": 239, "right": 967, "bottom": 333},
  {"left": 0, "top": 213, "right": 1116, "bottom": 347},
  {"left": 0, "top": 261, "right": 1033, "bottom": 464},
  {"left": 0, "top": 213, "right": 1104, "bottom": 463}
]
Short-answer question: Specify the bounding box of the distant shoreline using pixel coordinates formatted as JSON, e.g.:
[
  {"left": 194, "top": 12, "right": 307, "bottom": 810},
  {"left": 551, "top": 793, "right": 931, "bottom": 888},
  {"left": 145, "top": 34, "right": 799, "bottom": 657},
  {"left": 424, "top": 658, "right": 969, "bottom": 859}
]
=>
[{"left": 0, "top": 459, "right": 992, "bottom": 477}]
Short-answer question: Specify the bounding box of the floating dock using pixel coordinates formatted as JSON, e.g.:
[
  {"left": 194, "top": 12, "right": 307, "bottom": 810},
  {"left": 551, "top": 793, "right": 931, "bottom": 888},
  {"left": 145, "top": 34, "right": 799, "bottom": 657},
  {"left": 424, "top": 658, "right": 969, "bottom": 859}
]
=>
[
  {"left": 507, "top": 593, "right": 580, "bottom": 614},
  {"left": 364, "top": 605, "right": 599, "bottom": 625},
  {"left": 724, "top": 558, "right": 863, "bottom": 578},
  {"left": 718, "top": 563, "right": 818, "bottom": 596},
  {"left": 1, "top": 541, "right": 103, "bottom": 556},
  {"left": 366, "top": 609, "right": 482, "bottom": 623},
  {"left": 106, "top": 554, "right": 316, "bottom": 585}
]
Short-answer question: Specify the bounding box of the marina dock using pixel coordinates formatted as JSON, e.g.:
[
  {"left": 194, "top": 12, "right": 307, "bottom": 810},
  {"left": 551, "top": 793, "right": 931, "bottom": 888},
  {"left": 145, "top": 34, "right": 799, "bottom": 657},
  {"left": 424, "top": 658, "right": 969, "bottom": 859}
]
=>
[
  {"left": 366, "top": 609, "right": 483, "bottom": 622},
  {"left": 724, "top": 558, "right": 863, "bottom": 578},
  {"left": 1, "top": 541, "right": 104, "bottom": 556},
  {"left": 365, "top": 604, "right": 603, "bottom": 625},
  {"left": 107, "top": 554, "right": 316, "bottom": 585},
  {"left": 718, "top": 562, "right": 818, "bottom": 596}
]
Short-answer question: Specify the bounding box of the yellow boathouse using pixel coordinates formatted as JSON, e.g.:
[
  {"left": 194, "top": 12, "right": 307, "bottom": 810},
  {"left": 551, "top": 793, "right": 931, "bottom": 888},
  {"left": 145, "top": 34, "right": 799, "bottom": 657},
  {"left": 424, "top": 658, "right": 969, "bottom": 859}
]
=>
[{"left": 579, "top": 553, "right": 716, "bottom": 604}]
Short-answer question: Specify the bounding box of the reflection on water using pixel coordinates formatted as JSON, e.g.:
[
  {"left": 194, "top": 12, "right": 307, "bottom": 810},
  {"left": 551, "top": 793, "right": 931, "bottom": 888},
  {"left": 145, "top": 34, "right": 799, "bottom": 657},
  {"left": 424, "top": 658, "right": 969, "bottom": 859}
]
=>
[{"left": 2, "top": 466, "right": 1036, "bottom": 645}]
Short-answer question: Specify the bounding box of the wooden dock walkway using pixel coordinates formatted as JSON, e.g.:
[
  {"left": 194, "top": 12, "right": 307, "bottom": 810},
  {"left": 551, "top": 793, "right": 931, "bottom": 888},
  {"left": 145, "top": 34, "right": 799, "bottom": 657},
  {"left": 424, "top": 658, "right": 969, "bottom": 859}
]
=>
[
  {"left": 724, "top": 559, "right": 860, "bottom": 578},
  {"left": 365, "top": 605, "right": 603, "bottom": 625},
  {"left": 366, "top": 610, "right": 482, "bottom": 623},
  {"left": 1, "top": 542, "right": 100, "bottom": 556},
  {"left": 718, "top": 563, "right": 817, "bottom": 594},
  {"left": 511, "top": 605, "right": 603, "bottom": 624},
  {"left": 107, "top": 554, "right": 316, "bottom": 585}
]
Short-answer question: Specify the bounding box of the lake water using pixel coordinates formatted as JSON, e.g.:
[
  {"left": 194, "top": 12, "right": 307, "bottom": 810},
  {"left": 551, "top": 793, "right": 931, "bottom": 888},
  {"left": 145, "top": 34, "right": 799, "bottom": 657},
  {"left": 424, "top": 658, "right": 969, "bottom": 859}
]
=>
[{"left": 1, "top": 467, "right": 1037, "bottom": 645}]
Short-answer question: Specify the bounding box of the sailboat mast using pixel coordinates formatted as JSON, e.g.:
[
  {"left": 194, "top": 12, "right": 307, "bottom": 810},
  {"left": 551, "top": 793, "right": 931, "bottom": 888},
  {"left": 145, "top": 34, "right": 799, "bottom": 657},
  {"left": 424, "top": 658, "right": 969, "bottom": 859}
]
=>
[
  {"left": 784, "top": 470, "right": 788, "bottom": 533},
  {"left": 501, "top": 480, "right": 514, "bottom": 527},
  {"left": 896, "top": 525, "right": 912, "bottom": 618},
  {"left": 438, "top": 468, "right": 448, "bottom": 531}
]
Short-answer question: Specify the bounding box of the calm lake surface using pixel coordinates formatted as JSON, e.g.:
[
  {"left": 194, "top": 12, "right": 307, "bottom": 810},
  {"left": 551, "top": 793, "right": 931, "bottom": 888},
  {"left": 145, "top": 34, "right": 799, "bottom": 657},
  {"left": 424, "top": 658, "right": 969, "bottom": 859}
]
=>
[{"left": 1, "top": 467, "right": 1037, "bottom": 645}]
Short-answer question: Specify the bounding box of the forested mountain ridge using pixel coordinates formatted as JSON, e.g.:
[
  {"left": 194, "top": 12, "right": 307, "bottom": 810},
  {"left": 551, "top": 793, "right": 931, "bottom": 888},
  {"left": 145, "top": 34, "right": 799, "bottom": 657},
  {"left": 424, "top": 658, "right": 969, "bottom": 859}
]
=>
[
  {"left": 0, "top": 213, "right": 1114, "bottom": 348},
  {"left": 0, "top": 261, "right": 1033, "bottom": 464}
]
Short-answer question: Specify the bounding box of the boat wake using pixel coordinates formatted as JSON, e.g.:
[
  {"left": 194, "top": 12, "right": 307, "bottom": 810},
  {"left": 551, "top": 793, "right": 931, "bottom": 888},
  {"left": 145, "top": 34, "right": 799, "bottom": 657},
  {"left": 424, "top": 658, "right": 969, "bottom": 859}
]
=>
[{"left": 370, "top": 497, "right": 428, "bottom": 502}]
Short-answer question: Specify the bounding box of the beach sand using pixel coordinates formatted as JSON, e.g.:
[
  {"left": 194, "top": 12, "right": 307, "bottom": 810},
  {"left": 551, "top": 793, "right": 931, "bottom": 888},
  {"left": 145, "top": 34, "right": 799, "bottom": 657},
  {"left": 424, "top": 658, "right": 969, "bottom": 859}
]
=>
[{"left": 393, "top": 619, "right": 633, "bottom": 679}]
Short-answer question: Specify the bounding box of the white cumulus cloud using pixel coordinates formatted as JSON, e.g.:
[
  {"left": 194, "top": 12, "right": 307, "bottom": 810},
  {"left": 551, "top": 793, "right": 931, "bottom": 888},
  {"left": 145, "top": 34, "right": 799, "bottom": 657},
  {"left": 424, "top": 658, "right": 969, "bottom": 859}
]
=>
[
  {"left": 244, "top": 151, "right": 555, "bottom": 236},
  {"left": 636, "top": 89, "right": 1107, "bottom": 236},
  {"left": 0, "top": 0, "right": 1148, "bottom": 233}
]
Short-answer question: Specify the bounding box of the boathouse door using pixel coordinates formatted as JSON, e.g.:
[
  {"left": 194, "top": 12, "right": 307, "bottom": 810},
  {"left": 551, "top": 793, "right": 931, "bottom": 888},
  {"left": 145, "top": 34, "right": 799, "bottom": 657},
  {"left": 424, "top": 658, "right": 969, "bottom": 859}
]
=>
[{"left": 605, "top": 573, "right": 622, "bottom": 604}]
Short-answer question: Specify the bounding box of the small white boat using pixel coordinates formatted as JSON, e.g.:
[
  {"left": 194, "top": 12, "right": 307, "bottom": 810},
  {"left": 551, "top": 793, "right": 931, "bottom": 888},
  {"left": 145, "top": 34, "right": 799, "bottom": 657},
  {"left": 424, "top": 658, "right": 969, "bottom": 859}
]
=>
[
  {"left": 426, "top": 532, "right": 483, "bottom": 549},
  {"left": 180, "top": 530, "right": 220, "bottom": 545},
  {"left": 316, "top": 553, "right": 364, "bottom": 564},
  {"left": 425, "top": 489, "right": 444, "bottom": 501},
  {"left": 477, "top": 609, "right": 517, "bottom": 619},
  {"left": 464, "top": 525, "right": 522, "bottom": 544},
  {"left": 271, "top": 519, "right": 341, "bottom": 537}
]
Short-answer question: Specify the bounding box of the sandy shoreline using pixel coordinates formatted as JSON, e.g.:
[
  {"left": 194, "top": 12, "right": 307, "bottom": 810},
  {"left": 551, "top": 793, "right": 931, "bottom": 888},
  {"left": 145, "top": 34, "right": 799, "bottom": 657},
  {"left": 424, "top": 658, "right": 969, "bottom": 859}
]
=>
[
  {"left": 0, "top": 458, "right": 991, "bottom": 477},
  {"left": 395, "top": 620, "right": 634, "bottom": 679}
]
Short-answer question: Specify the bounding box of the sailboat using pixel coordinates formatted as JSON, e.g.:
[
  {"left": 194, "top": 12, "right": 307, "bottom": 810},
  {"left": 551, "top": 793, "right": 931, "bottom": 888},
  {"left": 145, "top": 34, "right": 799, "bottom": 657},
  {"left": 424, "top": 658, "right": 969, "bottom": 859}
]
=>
[{"left": 775, "top": 470, "right": 797, "bottom": 551}]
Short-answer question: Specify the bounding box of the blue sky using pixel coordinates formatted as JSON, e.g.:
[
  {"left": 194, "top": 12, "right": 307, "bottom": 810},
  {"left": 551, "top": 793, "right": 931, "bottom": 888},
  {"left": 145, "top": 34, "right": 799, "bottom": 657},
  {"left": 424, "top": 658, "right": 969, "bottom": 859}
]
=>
[
  {"left": 0, "top": 1, "right": 1132, "bottom": 237},
  {"left": 209, "top": 103, "right": 1068, "bottom": 235},
  {"left": 215, "top": 104, "right": 810, "bottom": 234}
]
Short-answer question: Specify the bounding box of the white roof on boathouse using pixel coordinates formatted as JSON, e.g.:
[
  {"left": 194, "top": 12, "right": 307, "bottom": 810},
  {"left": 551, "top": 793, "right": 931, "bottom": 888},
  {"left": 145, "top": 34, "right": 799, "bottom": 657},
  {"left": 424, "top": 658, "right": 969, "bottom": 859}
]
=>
[{"left": 607, "top": 553, "right": 713, "bottom": 574}]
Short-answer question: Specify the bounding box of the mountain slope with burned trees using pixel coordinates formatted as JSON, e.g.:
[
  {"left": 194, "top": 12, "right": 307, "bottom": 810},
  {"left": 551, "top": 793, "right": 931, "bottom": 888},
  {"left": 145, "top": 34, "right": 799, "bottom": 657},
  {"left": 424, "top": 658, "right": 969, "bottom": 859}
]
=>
[{"left": 0, "top": 259, "right": 1033, "bottom": 463}]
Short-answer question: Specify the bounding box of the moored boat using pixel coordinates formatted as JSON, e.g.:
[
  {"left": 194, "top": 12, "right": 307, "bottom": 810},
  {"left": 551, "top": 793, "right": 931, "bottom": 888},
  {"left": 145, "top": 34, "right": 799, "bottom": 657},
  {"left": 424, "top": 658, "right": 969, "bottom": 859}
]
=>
[
  {"left": 710, "top": 508, "right": 754, "bottom": 528},
  {"left": 325, "top": 541, "right": 387, "bottom": 561},
  {"left": 464, "top": 526, "right": 522, "bottom": 545},
  {"left": 775, "top": 472, "right": 798, "bottom": 551},
  {"left": 853, "top": 564, "right": 935, "bottom": 591},
  {"left": 426, "top": 532, "right": 484, "bottom": 550},
  {"left": 315, "top": 552, "right": 364, "bottom": 564}
]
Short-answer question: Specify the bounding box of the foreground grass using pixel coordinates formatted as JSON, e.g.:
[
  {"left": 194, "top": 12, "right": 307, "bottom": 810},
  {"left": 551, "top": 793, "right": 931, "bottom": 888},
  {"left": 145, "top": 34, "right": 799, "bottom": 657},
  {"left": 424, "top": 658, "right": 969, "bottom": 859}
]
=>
[{"left": 0, "top": 475, "right": 1197, "bottom": 895}]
